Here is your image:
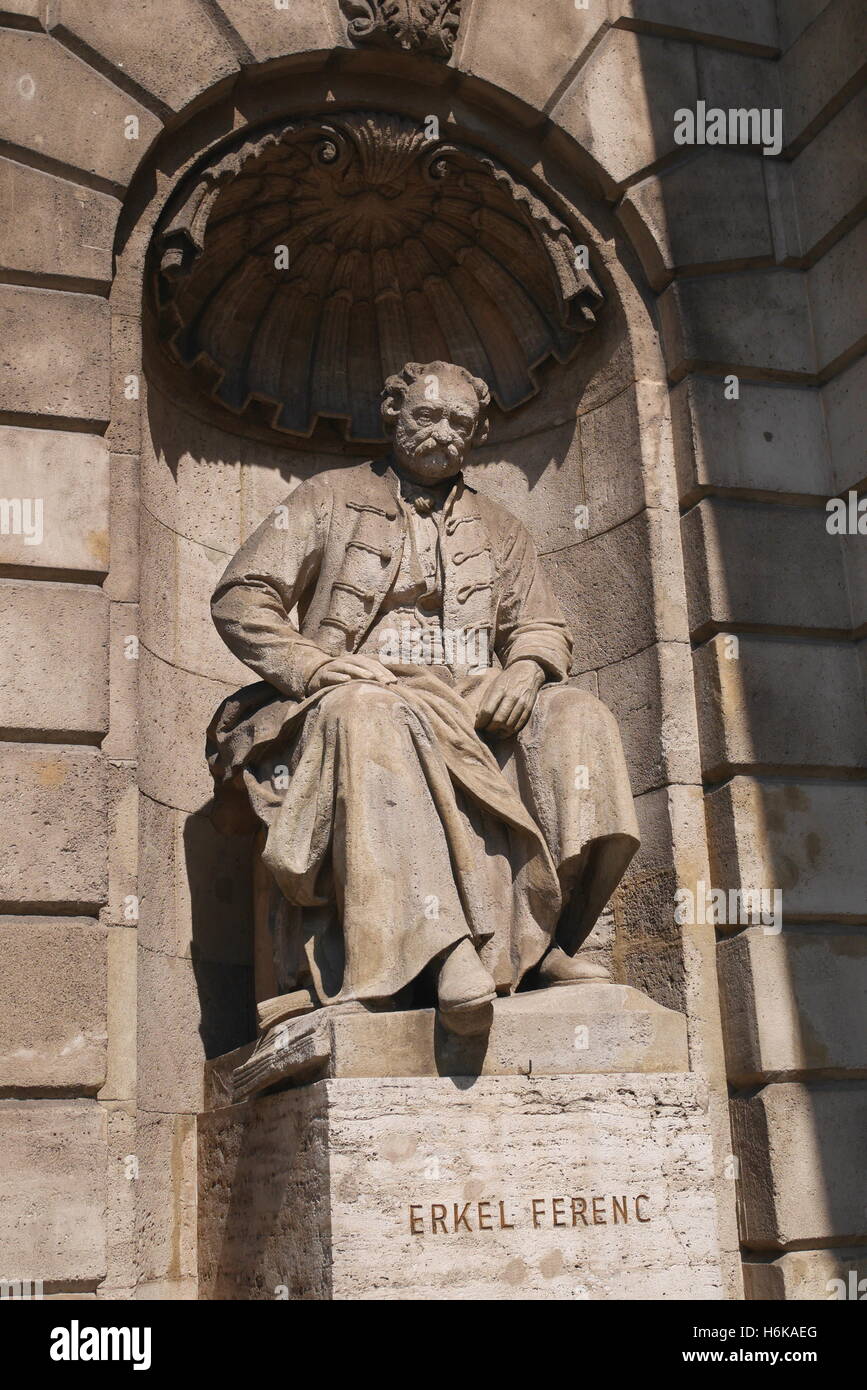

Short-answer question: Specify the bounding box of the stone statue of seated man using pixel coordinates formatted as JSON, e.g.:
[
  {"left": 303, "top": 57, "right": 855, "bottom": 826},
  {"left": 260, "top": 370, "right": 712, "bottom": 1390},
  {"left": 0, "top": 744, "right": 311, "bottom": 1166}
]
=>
[{"left": 207, "top": 361, "right": 640, "bottom": 1037}]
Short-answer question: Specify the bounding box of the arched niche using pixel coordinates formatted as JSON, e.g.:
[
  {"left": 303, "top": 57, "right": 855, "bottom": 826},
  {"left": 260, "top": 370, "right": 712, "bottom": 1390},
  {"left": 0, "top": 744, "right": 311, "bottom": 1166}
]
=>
[{"left": 121, "top": 67, "right": 688, "bottom": 1136}]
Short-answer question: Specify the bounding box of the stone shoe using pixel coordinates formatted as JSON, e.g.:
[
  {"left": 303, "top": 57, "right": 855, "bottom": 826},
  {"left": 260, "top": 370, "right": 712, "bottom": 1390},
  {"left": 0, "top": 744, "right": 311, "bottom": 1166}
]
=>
[
  {"left": 537, "top": 945, "right": 613, "bottom": 987},
  {"left": 437, "top": 938, "right": 496, "bottom": 1035}
]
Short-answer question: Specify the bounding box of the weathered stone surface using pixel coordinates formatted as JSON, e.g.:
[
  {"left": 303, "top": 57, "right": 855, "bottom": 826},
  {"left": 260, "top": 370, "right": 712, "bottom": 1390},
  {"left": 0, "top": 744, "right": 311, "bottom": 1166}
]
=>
[
  {"left": 469, "top": 422, "right": 584, "bottom": 556},
  {"left": 781, "top": 90, "right": 867, "bottom": 258},
  {"left": 0, "top": 31, "right": 161, "bottom": 187},
  {"left": 459, "top": 0, "right": 605, "bottom": 117},
  {"left": 0, "top": 917, "right": 106, "bottom": 1090},
  {"left": 137, "top": 945, "right": 251, "bottom": 1114},
  {"left": 553, "top": 29, "right": 698, "bottom": 192},
  {"left": 671, "top": 376, "right": 832, "bottom": 501},
  {"left": 0, "top": 745, "right": 107, "bottom": 907},
  {"left": 0, "top": 1100, "right": 106, "bottom": 1282},
  {"left": 694, "top": 634, "right": 867, "bottom": 778},
  {"left": 138, "top": 794, "right": 252, "bottom": 963},
  {"left": 105, "top": 759, "right": 137, "bottom": 930},
  {"left": 681, "top": 498, "right": 850, "bottom": 635},
  {"left": 619, "top": 152, "right": 773, "bottom": 289},
  {"left": 0, "top": 426, "right": 109, "bottom": 575},
  {"left": 0, "top": 285, "right": 110, "bottom": 421},
  {"left": 104, "top": 451, "right": 139, "bottom": 602},
  {"left": 781, "top": 0, "right": 867, "bottom": 147},
  {"left": 210, "top": 985, "right": 688, "bottom": 1105},
  {"left": 103, "top": 602, "right": 138, "bottom": 760},
  {"left": 0, "top": 158, "right": 118, "bottom": 286},
  {"left": 142, "top": 386, "right": 242, "bottom": 552},
  {"left": 732, "top": 1082, "right": 867, "bottom": 1248},
  {"left": 140, "top": 508, "right": 248, "bottom": 685},
  {"left": 599, "top": 641, "right": 701, "bottom": 794},
  {"left": 611, "top": 0, "right": 778, "bottom": 53},
  {"left": 706, "top": 777, "right": 867, "bottom": 923},
  {"left": 101, "top": 927, "right": 136, "bottom": 1102},
  {"left": 199, "top": 1073, "right": 726, "bottom": 1299},
  {"left": 808, "top": 220, "right": 867, "bottom": 372},
  {"left": 106, "top": 314, "right": 142, "bottom": 458},
  {"left": 660, "top": 272, "right": 814, "bottom": 380},
  {"left": 744, "top": 1247, "right": 867, "bottom": 1300},
  {"left": 0, "top": 579, "right": 108, "bottom": 737},
  {"left": 138, "top": 647, "right": 234, "bottom": 813},
  {"left": 824, "top": 354, "right": 866, "bottom": 493},
  {"left": 578, "top": 379, "right": 678, "bottom": 533},
  {"left": 214, "top": 0, "right": 344, "bottom": 63},
  {"left": 719, "top": 928, "right": 867, "bottom": 1084},
  {"left": 0, "top": 1, "right": 43, "bottom": 24},
  {"left": 545, "top": 508, "right": 689, "bottom": 673},
  {"left": 135, "top": 1109, "right": 197, "bottom": 1286},
  {"left": 100, "top": 1102, "right": 135, "bottom": 1296},
  {"left": 777, "top": 0, "right": 832, "bottom": 51},
  {"left": 48, "top": 0, "right": 238, "bottom": 113}
]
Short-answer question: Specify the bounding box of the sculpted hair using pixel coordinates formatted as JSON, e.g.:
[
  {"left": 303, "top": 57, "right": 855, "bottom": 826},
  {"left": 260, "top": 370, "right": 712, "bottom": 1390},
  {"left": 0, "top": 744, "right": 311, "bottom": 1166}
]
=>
[{"left": 381, "top": 361, "right": 491, "bottom": 444}]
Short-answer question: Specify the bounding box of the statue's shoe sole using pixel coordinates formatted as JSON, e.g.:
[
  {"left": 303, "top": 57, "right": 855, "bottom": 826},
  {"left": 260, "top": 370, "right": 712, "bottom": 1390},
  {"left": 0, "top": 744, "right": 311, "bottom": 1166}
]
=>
[{"left": 438, "top": 992, "right": 496, "bottom": 1036}]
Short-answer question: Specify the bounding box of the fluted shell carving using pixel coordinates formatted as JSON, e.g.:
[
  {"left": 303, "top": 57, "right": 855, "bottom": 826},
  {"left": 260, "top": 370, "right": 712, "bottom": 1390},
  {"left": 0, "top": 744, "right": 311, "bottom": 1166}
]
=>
[
  {"left": 155, "top": 113, "right": 603, "bottom": 441},
  {"left": 340, "top": 1, "right": 462, "bottom": 59}
]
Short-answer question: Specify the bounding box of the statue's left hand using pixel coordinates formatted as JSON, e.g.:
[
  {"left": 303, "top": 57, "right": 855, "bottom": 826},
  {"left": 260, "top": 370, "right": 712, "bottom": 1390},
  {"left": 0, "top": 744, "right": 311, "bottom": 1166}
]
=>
[{"left": 475, "top": 660, "right": 546, "bottom": 739}]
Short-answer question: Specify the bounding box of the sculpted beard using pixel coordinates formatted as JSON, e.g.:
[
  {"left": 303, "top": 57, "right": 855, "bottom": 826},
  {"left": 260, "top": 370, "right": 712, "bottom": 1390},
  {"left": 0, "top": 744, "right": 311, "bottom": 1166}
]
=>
[{"left": 395, "top": 421, "right": 466, "bottom": 481}]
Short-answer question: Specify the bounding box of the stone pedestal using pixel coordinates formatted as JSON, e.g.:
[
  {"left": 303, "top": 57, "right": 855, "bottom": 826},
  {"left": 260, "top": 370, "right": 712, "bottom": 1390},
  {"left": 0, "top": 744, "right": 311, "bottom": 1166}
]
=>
[{"left": 198, "top": 988, "right": 728, "bottom": 1300}]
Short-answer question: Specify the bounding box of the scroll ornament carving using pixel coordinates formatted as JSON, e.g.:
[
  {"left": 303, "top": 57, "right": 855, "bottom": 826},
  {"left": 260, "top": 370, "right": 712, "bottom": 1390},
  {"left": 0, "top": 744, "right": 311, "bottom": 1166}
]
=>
[{"left": 340, "top": 0, "right": 462, "bottom": 59}]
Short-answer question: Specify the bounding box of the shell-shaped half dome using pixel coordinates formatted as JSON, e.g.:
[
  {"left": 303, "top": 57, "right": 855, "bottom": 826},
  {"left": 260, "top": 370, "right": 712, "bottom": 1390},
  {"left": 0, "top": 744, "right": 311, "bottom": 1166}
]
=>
[{"left": 154, "top": 112, "right": 603, "bottom": 442}]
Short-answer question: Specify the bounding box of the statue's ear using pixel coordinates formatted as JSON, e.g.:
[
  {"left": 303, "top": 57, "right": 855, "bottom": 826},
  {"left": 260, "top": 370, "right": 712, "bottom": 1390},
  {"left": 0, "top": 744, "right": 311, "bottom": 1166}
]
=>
[
  {"left": 380, "top": 389, "right": 402, "bottom": 435},
  {"left": 474, "top": 410, "right": 490, "bottom": 448}
]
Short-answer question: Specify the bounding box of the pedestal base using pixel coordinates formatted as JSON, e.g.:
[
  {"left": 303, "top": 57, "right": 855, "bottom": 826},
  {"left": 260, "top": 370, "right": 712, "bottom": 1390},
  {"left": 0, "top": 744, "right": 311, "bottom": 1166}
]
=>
[{"left": 198, "top": 1071, "right": 726, "bottom": 1300}]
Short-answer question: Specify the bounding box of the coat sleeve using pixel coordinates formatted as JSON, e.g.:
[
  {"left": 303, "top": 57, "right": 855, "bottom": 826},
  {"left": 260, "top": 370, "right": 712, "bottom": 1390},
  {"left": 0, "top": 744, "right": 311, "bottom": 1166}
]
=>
[
  {"left": 211, "top": 478, "right": 334, "bottom": 700},
  {"left": 493, "top": 515, "right": 573, "bottom": 680}
]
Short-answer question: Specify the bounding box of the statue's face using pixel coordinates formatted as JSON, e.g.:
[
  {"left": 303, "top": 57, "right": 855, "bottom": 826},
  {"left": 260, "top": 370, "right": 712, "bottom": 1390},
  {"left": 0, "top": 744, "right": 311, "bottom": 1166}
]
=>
[{"left": 391, "top": 372, "right": 481, "bottom": 484}]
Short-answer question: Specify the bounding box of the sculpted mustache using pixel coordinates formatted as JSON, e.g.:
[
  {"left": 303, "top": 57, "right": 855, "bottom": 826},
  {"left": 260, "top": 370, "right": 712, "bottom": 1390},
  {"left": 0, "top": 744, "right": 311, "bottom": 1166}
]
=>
[{"left": 412, "top": 436, "right": 462, "bottom": 460}]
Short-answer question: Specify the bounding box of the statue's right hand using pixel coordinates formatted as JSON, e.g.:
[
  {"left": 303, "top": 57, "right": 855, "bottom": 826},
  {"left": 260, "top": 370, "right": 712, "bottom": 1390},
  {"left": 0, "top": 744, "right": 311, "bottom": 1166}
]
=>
[{"left": 308, "top": 656, "right": 398, "bottom": 693}]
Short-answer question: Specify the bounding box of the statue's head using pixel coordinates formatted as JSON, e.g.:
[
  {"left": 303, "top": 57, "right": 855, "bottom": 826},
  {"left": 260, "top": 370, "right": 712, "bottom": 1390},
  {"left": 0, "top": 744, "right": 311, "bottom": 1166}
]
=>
[{"left": 381, "top": 361, "right": 490, "bottom": 485}]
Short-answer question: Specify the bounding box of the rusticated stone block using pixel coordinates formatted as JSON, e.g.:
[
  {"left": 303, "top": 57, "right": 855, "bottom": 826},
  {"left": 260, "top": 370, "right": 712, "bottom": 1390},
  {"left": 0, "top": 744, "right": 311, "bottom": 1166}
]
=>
[
  {"left": 0, "top": 1100, "right": 106, "bottom": 1282},
  {"left": 459, "top": 0, "right": 605, "bottom": 118},
  {"left": 705, "top": 776, "right": 867, "bottom": 923},
  {"left": 199, "top": 1073, "right": 726, "bottom": 1299},
  {"left": 660, "top": 272, "right": 815, "bottom": 380},
  {"left": 681, "top": 498, "right": 850, "bottom": 635},
  {"left": 719, "top": 928, "right": 867, "bottom": 1084},
  {"left": 0, "top": 917, "right": 106, "bottom": 1090},
  {"left": 214, "top": 0, "right": 344, "bottom": 62},
  {"left": 0, "top": 580, "right": 108, "bottom": 738},
  {"left": 0, "top": 745, "right": 107, "bottom": 908},
  {"left": 552, "top": 28, "right": 698, "bottom": 192},
  {"left": 619, "top": 152, "right": 773, "bottom": 289},
  {"left": 781, "top": 90, "right": 867, "bottom": 259},
  {"left": 0, "top": 285, "right": 110, "bottom": 422},
  {"left": 808, "top": 221, "right": 867, "bottom": 373},
  {"left": 694, "top": 634, "right": 867, "bottom": 778},
  {"left": 0, "top": 158, "right": 118, "bottom": 287},
  {"left": 671, "top": 376, "right": 832, "bottom": 501},
  {"left": 781, "top": 0, "right": 866, "bottom": 147},
  {"left": 744, "top": 1248, "right": 867, "bottom": 1300},
  {"left": 48, "top": 0, "right": 238, "bottom": 114},
  {"left": 732, "top": 1082, "right": 867, "bottom": 1248},
  {"left": 0, "top": 31, "right": 160, "bottom": 187},
  {"left": 0, "top": 426, "right": 109, "bottom": 574}
]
